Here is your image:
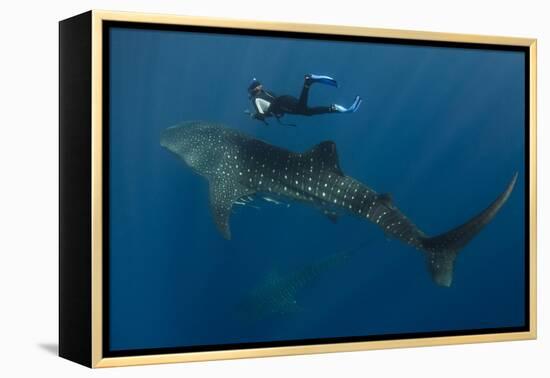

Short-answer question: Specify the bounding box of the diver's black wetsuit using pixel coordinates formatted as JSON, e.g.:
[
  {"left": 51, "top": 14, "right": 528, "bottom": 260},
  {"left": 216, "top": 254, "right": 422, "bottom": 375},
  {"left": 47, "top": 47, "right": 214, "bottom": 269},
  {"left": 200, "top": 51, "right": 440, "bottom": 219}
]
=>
[
  {"left": 269, "top": 82, "right": 333, "bottom": 116},
  {"left": 248, "top": 75, "right": 361, "bottom": 125},
  {"left": 251, "top": 79, "right": 332, "bottom": 123}
]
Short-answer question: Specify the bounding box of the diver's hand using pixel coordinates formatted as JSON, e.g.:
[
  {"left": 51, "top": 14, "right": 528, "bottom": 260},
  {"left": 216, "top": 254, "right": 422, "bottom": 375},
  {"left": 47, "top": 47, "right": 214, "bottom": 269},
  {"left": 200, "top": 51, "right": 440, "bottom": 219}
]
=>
[
  {"left": 245, "top": 110, "right": 269, "bottom": 125},
  {"left": 256, "top": 115, "right": 269, "bottom": 125}
]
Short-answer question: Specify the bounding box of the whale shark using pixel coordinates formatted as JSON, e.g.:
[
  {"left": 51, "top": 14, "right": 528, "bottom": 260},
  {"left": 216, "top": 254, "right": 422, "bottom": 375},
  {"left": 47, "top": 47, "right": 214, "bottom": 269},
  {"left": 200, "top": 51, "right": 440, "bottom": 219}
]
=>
[
  {"left": 160, "top": 121, "right": 517, "bottom": 287},
  {"left": 236, "top": 240, "right": 370, "bottom": 319}
]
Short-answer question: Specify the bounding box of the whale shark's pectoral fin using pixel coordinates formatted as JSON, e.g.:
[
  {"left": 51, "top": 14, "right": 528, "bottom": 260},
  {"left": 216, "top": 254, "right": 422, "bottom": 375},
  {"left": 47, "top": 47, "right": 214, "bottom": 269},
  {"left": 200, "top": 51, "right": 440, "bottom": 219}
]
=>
[
  {"left": 208, "top": 178, "right": 255, "bottom": 240},
  {"left": 303, "top": 141, "right": 343, "bottom": 175}
]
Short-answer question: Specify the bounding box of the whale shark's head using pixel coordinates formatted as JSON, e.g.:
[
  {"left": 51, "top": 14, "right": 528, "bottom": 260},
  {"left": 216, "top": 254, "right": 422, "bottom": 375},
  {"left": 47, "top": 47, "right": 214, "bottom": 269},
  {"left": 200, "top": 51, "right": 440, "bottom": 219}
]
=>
[{"left": 160, "top": 121, "right": 226, "bottom": 173}]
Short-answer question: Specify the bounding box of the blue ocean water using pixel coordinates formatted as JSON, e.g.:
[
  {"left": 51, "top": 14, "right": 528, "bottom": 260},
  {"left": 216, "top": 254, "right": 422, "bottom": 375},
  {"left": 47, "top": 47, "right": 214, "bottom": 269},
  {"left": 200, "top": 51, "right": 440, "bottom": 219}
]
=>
[{"left": 108, "top": 27, "right": 526, "bottom": 352}]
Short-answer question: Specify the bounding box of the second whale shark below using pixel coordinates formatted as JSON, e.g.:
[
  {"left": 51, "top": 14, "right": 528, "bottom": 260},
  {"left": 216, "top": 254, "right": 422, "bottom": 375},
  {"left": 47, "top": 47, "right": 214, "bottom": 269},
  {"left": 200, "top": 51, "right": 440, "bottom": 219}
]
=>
[
  {"left": 235, "top": 240, "right": 371, "bottom": 319},
  {"left": 160, "top": 121, "right": 518, "bottom": 287}
]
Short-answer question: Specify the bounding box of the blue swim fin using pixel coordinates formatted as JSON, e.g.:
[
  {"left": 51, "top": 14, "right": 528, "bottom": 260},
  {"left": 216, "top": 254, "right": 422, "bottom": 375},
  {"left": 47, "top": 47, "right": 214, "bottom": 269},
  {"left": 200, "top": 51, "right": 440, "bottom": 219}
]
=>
[
  {"left": 331, "top": 95, "right": 362, "bottom": 113},
  {"left": 305, "top": 74, "right": 338, "bottom": 87}
]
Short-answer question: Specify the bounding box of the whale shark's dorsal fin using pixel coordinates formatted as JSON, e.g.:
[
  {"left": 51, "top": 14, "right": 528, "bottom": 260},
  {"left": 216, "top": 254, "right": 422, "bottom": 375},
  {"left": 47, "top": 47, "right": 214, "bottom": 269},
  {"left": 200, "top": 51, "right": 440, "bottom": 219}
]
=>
[
  {"left": 209, "top": 178, "right": 255, "bottom": 240},
  {"left": 303, "top": 141, "right": 343, "bottom": 175}
]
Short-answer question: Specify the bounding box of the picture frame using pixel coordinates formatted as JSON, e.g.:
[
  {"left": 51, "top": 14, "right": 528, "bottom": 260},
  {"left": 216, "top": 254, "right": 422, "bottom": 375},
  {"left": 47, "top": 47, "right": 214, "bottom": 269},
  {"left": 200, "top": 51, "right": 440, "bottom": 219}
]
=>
[{"left": 59, "top": 10, "right": 537, "bottom": 368}]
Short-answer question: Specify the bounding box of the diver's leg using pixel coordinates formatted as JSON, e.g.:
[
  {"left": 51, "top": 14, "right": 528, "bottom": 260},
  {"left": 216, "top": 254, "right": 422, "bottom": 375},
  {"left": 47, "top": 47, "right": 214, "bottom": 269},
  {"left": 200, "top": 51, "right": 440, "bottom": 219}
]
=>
[
  {"left": 302, "top": 96, "right": 362, "bottom": 116},
  {"left": 298, "top": 74, "right": 338, "bottom": 109},
  {"left": 297, "top": 74, "right": 342, "bottom": 115},
  {"left": 303, "top": 106, "right": 333, "bottom": 116},
  {"left": 297, "top": 79, "right": 312, "bottom": 110},
  {"left": 305, "top": 74, "right": 338, "bottom": 87},
  {"left": 272, "top": 95, "right": 300, "bottom": 115}
]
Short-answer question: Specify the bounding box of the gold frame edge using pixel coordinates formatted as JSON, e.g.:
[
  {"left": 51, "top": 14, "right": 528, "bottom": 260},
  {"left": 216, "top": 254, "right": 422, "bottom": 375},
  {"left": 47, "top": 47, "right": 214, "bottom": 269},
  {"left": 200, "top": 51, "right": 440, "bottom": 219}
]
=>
[
  {"left": 91, "top": 10, "right": 104, "bottom": 368},
  {"left": 528, "top": 41, "right": 537, "bottom": 338},
  {"left": 92, "top": 9, "right": 536, "bottom": 46},
  {"left": 89, "top": 9, "right": 537, "bottom": 368}
]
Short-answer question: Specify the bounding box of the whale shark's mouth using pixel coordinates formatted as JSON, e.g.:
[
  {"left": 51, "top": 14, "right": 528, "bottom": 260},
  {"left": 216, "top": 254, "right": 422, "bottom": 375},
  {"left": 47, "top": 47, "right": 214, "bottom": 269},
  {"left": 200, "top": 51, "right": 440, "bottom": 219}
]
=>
[{"left": 159, "top": 127, "right": 175, "bottom": 149}]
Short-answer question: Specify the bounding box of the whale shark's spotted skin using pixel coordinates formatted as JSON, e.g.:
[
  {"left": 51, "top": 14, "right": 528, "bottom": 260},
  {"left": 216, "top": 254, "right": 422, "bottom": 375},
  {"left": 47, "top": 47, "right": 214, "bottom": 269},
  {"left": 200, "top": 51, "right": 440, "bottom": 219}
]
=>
[
  {"left": 161, "top": 121, "right": 517, "bottom": 286},
  {"left": 161, "top": 122, "right": 422, "bottom": 243}
]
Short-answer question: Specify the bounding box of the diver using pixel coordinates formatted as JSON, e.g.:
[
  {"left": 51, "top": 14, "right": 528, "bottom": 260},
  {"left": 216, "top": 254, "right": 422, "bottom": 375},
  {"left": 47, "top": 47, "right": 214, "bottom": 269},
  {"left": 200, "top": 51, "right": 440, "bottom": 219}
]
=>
[{"left": 246, "top": 74, "right": 362, "bottom": 126}]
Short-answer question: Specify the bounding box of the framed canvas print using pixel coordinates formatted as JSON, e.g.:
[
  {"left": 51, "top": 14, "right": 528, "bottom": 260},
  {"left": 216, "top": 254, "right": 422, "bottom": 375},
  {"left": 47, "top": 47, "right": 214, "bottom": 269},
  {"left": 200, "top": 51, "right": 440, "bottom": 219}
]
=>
[{"left": 59, "top": 10, "right": 537, "bottom": 368}]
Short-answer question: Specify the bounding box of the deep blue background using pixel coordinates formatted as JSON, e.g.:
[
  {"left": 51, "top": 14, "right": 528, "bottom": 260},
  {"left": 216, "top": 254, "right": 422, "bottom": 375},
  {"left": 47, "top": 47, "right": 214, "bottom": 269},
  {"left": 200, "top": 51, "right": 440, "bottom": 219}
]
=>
[{"left": 108, "top": 27, "right": 525, "bottom": 351}]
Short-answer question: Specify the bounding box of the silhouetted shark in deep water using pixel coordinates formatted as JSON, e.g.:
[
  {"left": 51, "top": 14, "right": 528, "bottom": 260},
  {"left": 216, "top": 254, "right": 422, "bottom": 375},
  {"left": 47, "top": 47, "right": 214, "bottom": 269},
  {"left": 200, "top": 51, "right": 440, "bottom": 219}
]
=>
[
  {"left": 160, "top": 121, "right": 518, "bottom": 287},
  {"left": 236, "top": 241, "right": 369, "bottom": 318}
]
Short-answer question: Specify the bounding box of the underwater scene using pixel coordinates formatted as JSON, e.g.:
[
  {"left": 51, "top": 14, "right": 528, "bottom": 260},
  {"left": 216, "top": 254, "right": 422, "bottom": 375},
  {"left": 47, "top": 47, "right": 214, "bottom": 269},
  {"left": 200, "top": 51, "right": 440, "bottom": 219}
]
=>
[{"left": 108, "top": 26, "right": 526, "bottom": 352}]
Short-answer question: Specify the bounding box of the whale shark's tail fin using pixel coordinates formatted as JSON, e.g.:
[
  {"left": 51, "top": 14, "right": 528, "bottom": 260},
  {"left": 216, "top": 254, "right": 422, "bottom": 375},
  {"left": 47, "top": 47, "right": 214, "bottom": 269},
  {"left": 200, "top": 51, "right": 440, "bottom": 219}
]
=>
[{"left": 420, "top": 172, "right": 518, "bottom": 287}]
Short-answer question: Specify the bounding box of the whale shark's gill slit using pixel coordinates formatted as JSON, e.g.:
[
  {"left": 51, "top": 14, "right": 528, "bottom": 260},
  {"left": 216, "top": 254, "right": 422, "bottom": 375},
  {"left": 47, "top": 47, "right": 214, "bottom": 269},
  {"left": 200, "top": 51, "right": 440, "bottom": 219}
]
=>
[
  {"left": 233, "top": 201, "right": 260, "bottom": 210},
  {"left": 233, "top": 195, "right": 291, "bottom": 212}
]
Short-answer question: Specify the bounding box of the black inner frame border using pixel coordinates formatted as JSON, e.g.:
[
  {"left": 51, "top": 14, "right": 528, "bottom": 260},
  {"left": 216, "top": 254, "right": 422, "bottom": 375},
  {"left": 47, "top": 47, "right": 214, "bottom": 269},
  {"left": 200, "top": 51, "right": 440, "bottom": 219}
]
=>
[{"left": 102, "top": 20, "right": 531, "bottom": 358}]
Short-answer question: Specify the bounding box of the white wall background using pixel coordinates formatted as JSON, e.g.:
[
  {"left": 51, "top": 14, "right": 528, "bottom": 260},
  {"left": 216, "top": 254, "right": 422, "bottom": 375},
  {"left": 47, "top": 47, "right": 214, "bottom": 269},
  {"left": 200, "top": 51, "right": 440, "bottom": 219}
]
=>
[{"left": 0, "top": 0, "right": 546, "bottom": 376}]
